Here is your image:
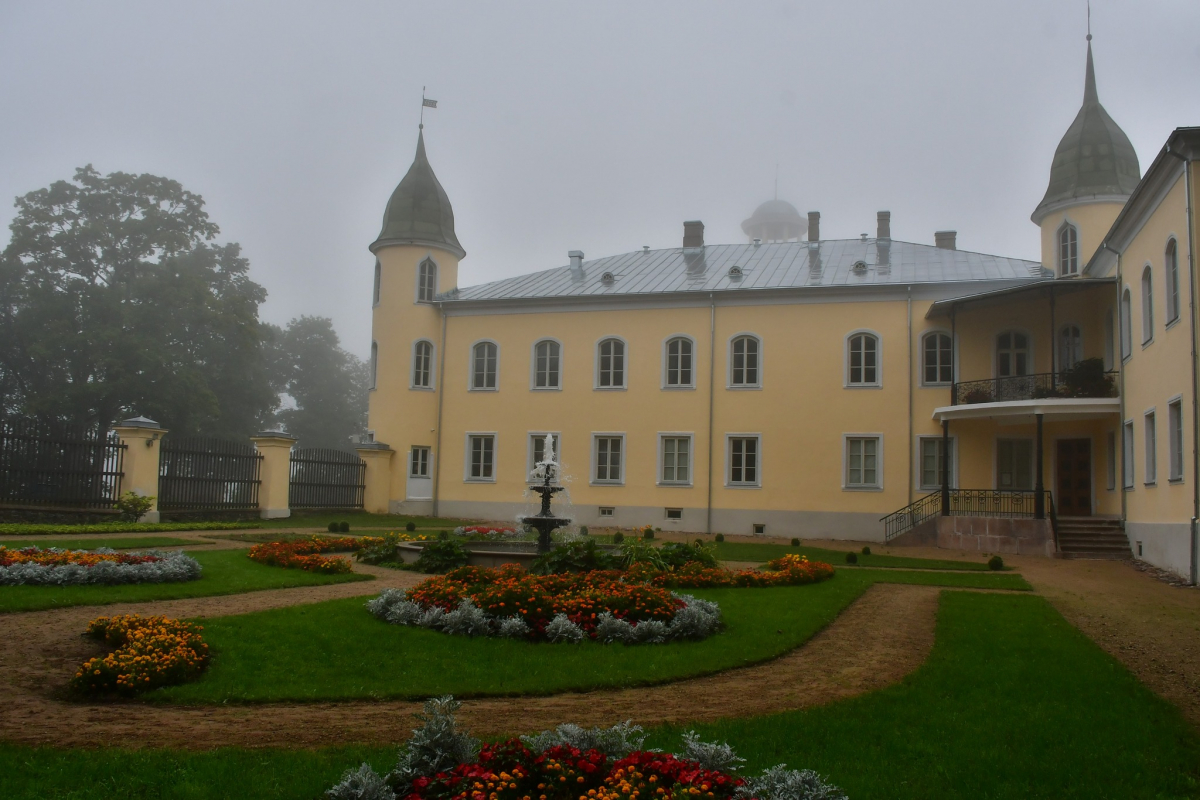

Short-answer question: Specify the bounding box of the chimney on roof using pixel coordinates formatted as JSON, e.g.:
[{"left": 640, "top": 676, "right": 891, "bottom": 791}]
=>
[
  {"left": 807, "top": 212, "right": 820, "bottom": 243},
  {"left": 683, "top": 220, "right": 704, "bottom": 250},
  {"left": 934, "top": 231, "right": 957, "bottom": 250},
  {"left": 568, "top": 250, "right": 585, "bottom": 277},
  {"left": 877, "top": 211, "right": 891, "bottom": 240}
]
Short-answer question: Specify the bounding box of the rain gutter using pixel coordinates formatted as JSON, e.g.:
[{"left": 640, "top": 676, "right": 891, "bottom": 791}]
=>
[
  {"left": 706, "top": 294, "right": 716, "bottom": 535},
  {"left": 432, "top": 305, "right": 448, "bottom": 517}
]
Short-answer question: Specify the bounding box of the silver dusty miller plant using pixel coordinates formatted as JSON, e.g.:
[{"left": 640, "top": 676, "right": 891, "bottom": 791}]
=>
[
  {"left": 0, "top": 548, "right": 201, "bottom": 586},
  {"left": 388, "top": 696, "right": 480, "bottom": 788},
  {"left": 326, "top": 763, "right": 396, "bottom": 800},
  {"left": 679, "top": 730, "right": 746, "bottom": 773},
  {"left": 521, "top": 721, "right": 647, "bottom": 758}
]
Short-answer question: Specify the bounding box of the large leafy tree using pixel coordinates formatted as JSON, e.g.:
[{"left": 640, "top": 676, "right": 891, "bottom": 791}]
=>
[
  {"left": 0, "top": 165, "right": 277, "bottom": 436},
  {"left": 266, "top": 316, "right": 369, "bottom": 449}
]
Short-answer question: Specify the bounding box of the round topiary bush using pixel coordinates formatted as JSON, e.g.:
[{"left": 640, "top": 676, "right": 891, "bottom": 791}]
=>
[
  {"left": 327, "top": 522, "right": 338, "bottom": 533},
  {"left": 790, "top": 537, "right": 801, "bottom": 546},
  {"left": 642, "top": 526, "right": 654, "bottom": 540},
  {"left": 579, "top": 525, "right": 589, "bottom": 536},
  {"left": 845, "top": 552, "right": 858, "bottom": 564},
  {"left": 988, "top": 555, "right": 1004, "bottom": 570},
  {"left": 861, "top": 546, "right": 871, "bottom": 555},
  {"left": 437, "top": 530, "right": 449, "bottom": 541},
  {"left": 338, "top": 521, "right": 350, "bottom": 533},
  {"left": 612, "top": 531, "right": 625, "bottom": 544},
  {"left": 714, "top": 533, "right": 725, "bottom": 542},
  {"left": 405, "top": 521, "right": 417, "bottom": 532}
]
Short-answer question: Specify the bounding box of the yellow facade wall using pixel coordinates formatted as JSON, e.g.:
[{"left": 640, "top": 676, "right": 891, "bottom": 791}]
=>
[{"left": 1038, "top": 201, "right": 1124, "bottom": 275}]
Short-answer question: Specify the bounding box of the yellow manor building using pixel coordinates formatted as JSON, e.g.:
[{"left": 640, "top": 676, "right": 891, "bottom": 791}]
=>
[{"left": 362, "top": 40, "right": 1200, "bottom": 582}]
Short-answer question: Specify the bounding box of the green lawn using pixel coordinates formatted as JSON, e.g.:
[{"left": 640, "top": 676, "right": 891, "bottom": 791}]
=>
[
  {"left": 0, "top": 536, "right": 202, "bottom": 550},
  {"left": 253, "top": 512, "right": 477, "bottom": 530},
  {"left": 712, "top": 541, "right": 1002, "bottom": 570},
  {"left": 0, "top": 549, "right": 371, "bottom": 613},
  {"left": 0, "top": 521, "right": 259, "bottom": 536},
  {"left": 3, "top": 590, "right": 1197, "bottom": 799},
  {"left": 155, "top": 569, "right": 1028, "bottom": 704},
  {"left": 645, "top": 592, "right": 1200, "bottom": 799}
]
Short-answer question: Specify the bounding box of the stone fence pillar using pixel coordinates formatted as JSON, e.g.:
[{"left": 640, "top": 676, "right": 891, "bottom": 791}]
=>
[
  {"left": 113, "top": 416, "right": 168, "bottom": 523},
  {"left": 356, "top": 442, "right": 393, "bottom": 515},
  {"left": 252, "top": 432, "right": 297, "bottom": 519}
]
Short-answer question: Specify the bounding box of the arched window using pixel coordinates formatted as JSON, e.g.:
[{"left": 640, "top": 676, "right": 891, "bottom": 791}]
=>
[
  {"left": 1120, "top": 288, "right": 1132, "bottom": 359},
  {"left": 1104, "top": 310, "right": 1114, "bottom": 370},
  {"left": 596, "top": 338, "right": 625, "bottom": 388},
  {"left": 729, "top": 335, "right": 760, "bottom": 387},
  {"left": 533, "top": 340, "right": 561, "bottom": 389},
  {"left": 471, "top": 341, "right": 498, "bottom": 390},
  {"left": 417, "top": 258, "right": 437, "bottom": 302},
  {"left": 1166, "top": 239, "right": 1180, "bottom": 324},
  {"left": 1141, "top": 266, "right": 1154, "bottom": 344},
  {"left": 372, "top": 260, "right": 381, "bottom": 306},
  {"left": 665, "top": 337, "right": 694, "bottom": 387},
  {"left": 922, "top": 332, "right": 953, "bottom": 384},
  {"left": 1058, "top": 224, "right": 1079, "bottom": 276},
  {"left": 370, "top": 341, "right": 378, "bottom": 390},
  {"left": 1058, "top": 325, "right": 1082, "bottom": 372},
  {"left": 847, "top": 332, "right": 879, "bottom": 386},
  {"left": 412, "top": 340, "right": 433, "bottom": 388},
  {"left": 996, "top": 331, "right": 1029, "bottom": 377}
]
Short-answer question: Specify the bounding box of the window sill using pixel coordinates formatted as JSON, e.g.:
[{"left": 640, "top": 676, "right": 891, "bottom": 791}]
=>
[
  {"left": 593, "top": 386, "right": 627, "bottom": 391},
  {"left": 530, "top": 387, "right": 562, "bottom": 392},
  {"left": 724, "top": 483, "right": 761, "bottom": 489},
  {"left": 464, "top": 479, "right": 496, "bottom": 484},
  {"left": 842, "top": 485, "right": 883, "bottom": 492},
  {"left": 1166, "top": 317, "right": 1181, "bottom": 331},
  {"left": 1144, "top": 481, "right": 1157, "bottom": 487},
  {"left": 410, "top": 386, "right": 435, "bottom": 392},
  {"left": 656, "top": 482, "right": 694, "bottom": 488},
  {"left": 1141, "top": 338, "right": 1154, "bottom": 350},
  {"left": 843, "top": 384, "right": 883, "bottom": 390},
  {"left": 661, "top": 386, "right": 697, "bottom": 391},
  {"left": 920, "top": 382, "right": 952, "bottom": 389},
  {"left": 590, "top": 481, "right": 625, "bottom": 487},
  {"left": 726, "top": 385, "right": 762, "bottom": 391},
  {"left": 468, "top": 388, "right": 499, "bottom": 393},
  {"left": 1169, "top": 477, "right": 1184, "bottom": 484}
]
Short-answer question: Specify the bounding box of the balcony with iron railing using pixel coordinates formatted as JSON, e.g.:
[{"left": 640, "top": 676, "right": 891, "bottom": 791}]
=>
[{"left": 952, "top": 359, "right": 1117, "bottom": 406}]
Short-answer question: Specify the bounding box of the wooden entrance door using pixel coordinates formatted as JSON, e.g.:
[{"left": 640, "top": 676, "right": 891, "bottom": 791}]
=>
[{"left": 1056, "top": 439, "right": 1092, "bottom": 516}]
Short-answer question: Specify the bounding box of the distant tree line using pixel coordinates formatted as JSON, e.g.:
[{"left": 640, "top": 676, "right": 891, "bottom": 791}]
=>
[{"left": 0, "top": 166, "right": 367, "bottom": 449}]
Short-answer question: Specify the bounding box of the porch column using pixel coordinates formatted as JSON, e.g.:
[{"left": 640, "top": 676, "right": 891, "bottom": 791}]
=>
[
  {"left": 941, "top": 419, "right": 951, "bottom": 516},
  {"left": 1034, "top": 412, "right": 1045, "bottom": 519}
]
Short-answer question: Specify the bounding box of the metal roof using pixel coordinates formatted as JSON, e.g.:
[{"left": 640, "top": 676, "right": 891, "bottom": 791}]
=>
[
  {"left": 371, "top": 130, "right": 466, "bottom": 258},
  {"left": 441, "top": 239, "right": 1047, "bottom": 303}
]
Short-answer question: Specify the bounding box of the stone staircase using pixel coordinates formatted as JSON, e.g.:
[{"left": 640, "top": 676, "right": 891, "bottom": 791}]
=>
[{"left": 1055, "top": 517, "right": 1132, "bottom": 559}]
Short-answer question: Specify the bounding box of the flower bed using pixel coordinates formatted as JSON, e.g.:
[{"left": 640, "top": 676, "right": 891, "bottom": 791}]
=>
[
  {"left": 326, "top": 697, "right": 846, "bottom": 800},
  {"left": 70, "top": 614, "right": 209, "bottom": 696},
  {"left": 0, "top": 546, "right": 201, "bottom": 586},
  {"left": 452, "top": 525, "right": 521, "bottom": 540},
  {"left": 368, "top": 564, "right": 721, "bottom": 644},
  {"left": 628, "top": 554, "right": 835, "bottom": 590},
  {"left": 247, "top": 533, "right": 432, "bottom": 573}
]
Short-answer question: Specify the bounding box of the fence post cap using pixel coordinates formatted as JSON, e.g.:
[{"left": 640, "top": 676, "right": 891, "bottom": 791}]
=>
[
  {"left": 116, "top": 416, "right": 164, "bottom": 430},
  {"left": 355, "top": 441, "right": 392, "bottom": 451},
  {"left": 252, "top": 430, "right": 298, "bottom": 441}
]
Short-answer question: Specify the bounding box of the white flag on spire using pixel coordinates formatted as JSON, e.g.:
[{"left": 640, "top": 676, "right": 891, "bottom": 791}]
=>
[{"left": 422, "top": 98, "right": 438, "bottom": 108}]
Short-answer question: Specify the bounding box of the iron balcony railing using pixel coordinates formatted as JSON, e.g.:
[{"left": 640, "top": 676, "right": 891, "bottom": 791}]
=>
[
  {"left": 952, "top": 370, "right": 1117, "bottom": 405},
  {"left": 881, "top": 488, "right": 1055, "bottom": 541}
]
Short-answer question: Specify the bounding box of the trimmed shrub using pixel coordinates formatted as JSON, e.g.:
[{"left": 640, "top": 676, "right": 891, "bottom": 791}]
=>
[
  {"left": 791, "top": 537, "right": 801, "bottom": 546},
  {"left": 579, "top": 525, "right": 589, "bottom": 536},
  {"left": 405, "top": 522, "right": 417, "bottom": 532},
  {"left": 114, "top": 492, "right": 154, "bottom": 522},
  {"left": 988, "top": 555, "right": 1004, "bottom": 570},
  {"left": 642, "top": 525, "right": 655, "bottom": 540},
  {"left": 339, "top": 521, "right": 351, "bottom": 533},
  {"left": 861, "top": 546, "right": 871, "bottom": 555},
  {"left": 845, "top": 552, "right": 858, "bottom": 564},
  {"left": 327, "top": 522, "right": 339, "bottom": 532},
  {"left": 437, "top": 530, "right": 449, "bottom": 541},
  {"left": 612, "top": 531, "right": 625, "bottom": 544},
  {"left": 414, "top": 540, "right": 469, "bottom": 574},
  {"left": 714, "top": 533, "right": 725, "bottom": 542}
]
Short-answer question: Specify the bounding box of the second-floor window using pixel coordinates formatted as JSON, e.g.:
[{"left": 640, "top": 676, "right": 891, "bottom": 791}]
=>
[
  {"left": 922, "top": 332, "right": 952, "bottom": 384},
  {"left": 996, "top": 332, "right": 1029, "bottom": 377},
  {"left": 1058, "top": 224, "right": 1078, "bottom": 276},
  {"left": 597, "top": 338, "right": 625, "bottom": 388},
  {"left": 413, "top": 340, "right": 433, "bottom": 388},
  {"left": 1166, "top": 239, "right": 1181, "bottom": 324},
  {"left": 1121, "top": 288, "right": 1133, "bottom": 358},
  {"left": 372, "top": 260, "right": 381, "bottom": 305},
  {"left": 533, "top": 340, "right": 561, "bottom": 389},
  {"left": 847, "top": 333, "right": 879, "bottom": 385},
  {"left": 472, "top": 342, "right": 498, "bottom": 390},
  {"left": 1058, "top": 325, "right": 1081, "bottom": 372},
  {"left": 417, "top": 259, "right": 437, "bottom": 302},
  {"left": 665, "top": 337, "right": 693, "bottom": 387},
  {"left": 730, "top": 335, "right": 760, "bottom": 387},
  {"left": 1142, "top": 266, "right": 1155, "bottom": 344}
]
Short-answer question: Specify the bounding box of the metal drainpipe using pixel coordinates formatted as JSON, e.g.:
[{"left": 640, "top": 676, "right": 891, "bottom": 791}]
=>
[
  {"left": 431, "top": 306, "right": 448, "bottom": 518},
  {"left": 706, "top": 294, "right": 716, "bottom": 535},
  {"left": 1101, "top": 242, "right": 1127, "bottom": 530},
  {"left": 1166, "top": 145, "right": 1199, "bottom": 584},
  {"left": 907, "top": 288, "right": 913, "bottom": 506}
]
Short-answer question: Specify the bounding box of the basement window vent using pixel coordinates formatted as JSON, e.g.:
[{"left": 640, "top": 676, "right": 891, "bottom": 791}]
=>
[
  {"left": 852, "top": 260, "right": 868, "bottom": 273},
  {"left": 728, "top": 265, "right": 744, "bottom": 278},
  {"left": 600, "top": 272, "right": 615, "bottom": 284},
  {"left": 753, "top": 523, "right": 766, "bottom": 534},
  {"left": 665, "top": 508, "right": 683, "bottom": 521},
  {"left": 598, "top": 506, "right": 614, "bottom": 518}
]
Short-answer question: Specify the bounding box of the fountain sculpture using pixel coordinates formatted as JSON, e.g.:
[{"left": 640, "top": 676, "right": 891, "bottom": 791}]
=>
[{"left": 520, "top": 435, "right": 572, "bottom": 554}]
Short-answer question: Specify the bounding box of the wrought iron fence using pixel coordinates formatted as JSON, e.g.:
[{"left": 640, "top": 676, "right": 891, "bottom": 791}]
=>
[
  {"left": 0, "top": 418, "right": 125, "bottom": 508},
  {"left": 953, "top": 370, "right": 1118, "bottom": 405},
  {"left": 882, "top": 488, "right": 1052, "bottom": 541},
  {"left": 158, "top": 436, "right": 262, "bottom": 511},
  {"left": 289, "top": 448, "right": 366, "bottom": 510}
]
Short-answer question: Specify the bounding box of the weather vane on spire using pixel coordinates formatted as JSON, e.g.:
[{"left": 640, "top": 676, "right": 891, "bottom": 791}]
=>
[
  {"left": 420, "top": 86, "right": 438, "bottom": 129},
  {"left": 1086, "top": 0, "right": 1092, "bottom": 42}
]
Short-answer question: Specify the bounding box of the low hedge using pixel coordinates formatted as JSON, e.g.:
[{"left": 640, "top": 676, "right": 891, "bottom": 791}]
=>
[{"left": 0, "top": 521, "right": 259, "bottom": 536}]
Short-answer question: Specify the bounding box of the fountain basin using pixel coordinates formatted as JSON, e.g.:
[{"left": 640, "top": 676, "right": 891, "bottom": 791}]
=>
[{"left": 395, "top": 540, "right": 619, "bottom": 569}]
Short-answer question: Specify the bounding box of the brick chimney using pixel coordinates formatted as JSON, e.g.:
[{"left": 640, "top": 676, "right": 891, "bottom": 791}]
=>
[
  {"left": 683, "top": 220, "right": 704, "bottom": 249},
  {"left": 935, "top": 231, "right": 957, "bottom": 250},
  {"left": 877, "top": 211, "right": 891, "bottom": 240},
  {"left": 807, "top": 211, "right": 821, "bottom": 243}
]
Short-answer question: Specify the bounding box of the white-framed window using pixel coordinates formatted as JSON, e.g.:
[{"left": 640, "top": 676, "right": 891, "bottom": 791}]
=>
[
  {"left": 846, "top": 331, "right": 880, "bottom": 386},
  {"left": 1141, "top": 266, "right": 1154, "bottom": 344},
  {"left": 1168, "top": 398, "right": 1184, "bottom": 482},
  {"left": 470, "top": 341, "right": 498, "bottom": 390},
  {"left": 372, "top": 259, "right": 382, "bottom": 306},
  {"left": 410, "top": 446, "right": 431, "bottom": 478},
  {"left": 1144, "top": 410, "right": 1157, "bottom": 485},
  {"left": 727, "top": 435, "right": 761, "bottom": 487},
  {"left": 996, "top": 331, "right": 1030, "bottom": 377},
  {"left": 1104, "top": 310, "right": 1115, "bottom": 370},
  {"left": 532, "top": 339, "right": 561, "bottom": 390},
  {"left": 996, "top": 438, "right": 1033, "bottom": 490},
  {"left": 729, "top": 334, "right": 761, "bottom": 388},
  {"left": 1058, "top": 324, "right": 1082, "bottom": 372},
  {"left": 369, "top": 341, "right": 378, "bottom": 390},
  {"left": 1106, "top": 430, "right": 1117, "bottom": 491},
  {"left": 412, "top": 339, "right": 434, "bottom": 389},
  {"left": 1123, "top": 420, "right": 1135, "bottom": 489},
  {"left": 844, "top": 435, "right": 882, "bottom": 489},
  {"left": 659, "top": 434, "right": 693, "bottom": 485},
  {"left": 664, "top": 336, "right": 695, "bottom": 388},
  {"left": 665, "top": 508, "right": 683, "bottom": 521},
  {"left": 466, "top": 434, "right": 496, "bottom": 482},
  {"left": 598, "top": 506, "right": 614, "bottom": 518},
  {"left": 1058, "top": 223, "right": 1079, "bottom": 276},
  {"left": 417, "top": 258, "right": 437, "bottom": 303},
  {"left": 528, "top": 432, "right": 562, "bottom": 481},
  {"left": 917, "top": 436, "right": 955, "bottom": 491},
  {"left": 1120, "top": 287, "right": 1133, "bottom": 359},
  {"left": 592, "top": 434, "right": 625, "bottom": 484},
  {"left": 1166, "top": 239, "right": 1181, "bottom": 325},
  {"left": 596, "top": 337, "right": 626, "bottom": 389},
  {"left": 922, "top": 331, "right": 953, "bottom": 385}
]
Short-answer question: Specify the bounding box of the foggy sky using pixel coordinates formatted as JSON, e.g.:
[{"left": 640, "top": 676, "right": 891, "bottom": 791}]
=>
[{"left": 2, "top": 1, "right": 1198, "bottom": 359}]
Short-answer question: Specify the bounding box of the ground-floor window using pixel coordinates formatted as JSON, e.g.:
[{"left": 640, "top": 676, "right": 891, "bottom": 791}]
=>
[
  {"left": 665, "top": 508, "right": 683, "bottom": 520},
  {"left": 1106, "top": 430, "right": 1117, "bottom": 490},
  {"left": 918, "top": 436, "right": 955, "bottom": 490},
  {"left": 660, "top": 435, "right": 692, "bottom": 484},
  {"left": 598, "top": 506, "right": 614, "bottom": 517},
  {"left": 594, "top": 435, "right": 624, "bottom": 483},
  {"left": 728, "top": 436, "right": 760, "bottom": 486},
  {"left": 1169, "top": 399, "right": 1184, "bottom": 481},
  {"left": 996, "top": 438, "right": 1033, "bottom": 490},
  {"left": 410, "top": 446, "right": 430, "bottom": 478},
  {"left": 845, "top": 436, "right": 881, "bottom": 489},
  {"left": 1144, "top": 411, "right": 1157, "bottom": 485},
  {"left": 1123, "top": 421, "right": 1135, "bottom": 489},
  {"left": 467, "top": 435, "right": 495, "bottom": 481}
]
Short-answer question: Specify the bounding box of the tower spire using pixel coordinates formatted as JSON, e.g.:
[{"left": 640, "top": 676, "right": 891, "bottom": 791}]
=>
[{"left": 1084, "top": 3, "right": 1097, "bottom": 104}]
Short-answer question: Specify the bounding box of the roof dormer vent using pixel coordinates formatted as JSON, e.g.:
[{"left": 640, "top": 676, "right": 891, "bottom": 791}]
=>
[
  {"left": 852, "top": 260, "right": 868, "bottom": 274},
  {"left": 600, "top": 271, "right": 615, "bottom": 284},
  {"left": 728, "top": 265, "right": 744, "bottom": 279}
]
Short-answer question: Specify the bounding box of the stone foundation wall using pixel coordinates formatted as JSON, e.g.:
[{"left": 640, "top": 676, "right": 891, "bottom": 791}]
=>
[{"left": 890, "top": 515, "right": 1056, "bottom": 557}]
